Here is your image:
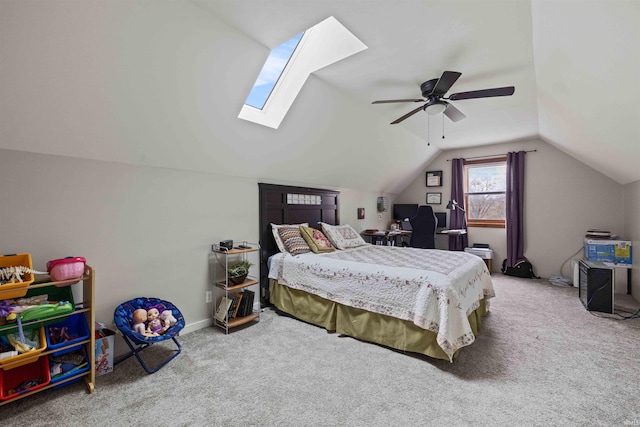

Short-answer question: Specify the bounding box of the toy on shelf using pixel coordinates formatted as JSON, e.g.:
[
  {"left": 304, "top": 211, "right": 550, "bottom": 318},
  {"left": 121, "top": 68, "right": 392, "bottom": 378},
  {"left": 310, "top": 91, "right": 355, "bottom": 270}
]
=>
[
  {"left": 0, "top": 266, "right": 47, "bottom": 285},
  {"left": 46, "top": 256, "right": 86, "bottom": 285}
]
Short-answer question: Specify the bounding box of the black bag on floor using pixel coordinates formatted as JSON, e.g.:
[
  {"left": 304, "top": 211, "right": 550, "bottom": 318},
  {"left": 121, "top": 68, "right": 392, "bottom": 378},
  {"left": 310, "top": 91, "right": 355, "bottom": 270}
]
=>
[{"left": 501, "top": 259, "right": 540, "bottom": 279}]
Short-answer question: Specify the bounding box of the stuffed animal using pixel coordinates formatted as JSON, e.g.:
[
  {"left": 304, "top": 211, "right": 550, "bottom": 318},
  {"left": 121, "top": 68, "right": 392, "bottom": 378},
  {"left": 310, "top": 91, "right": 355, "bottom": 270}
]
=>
[
  {"left": 146, "top": 307, "right": 163, "bottom": 334},
  {"left": 159, "top": 309, "right": 177, "bottom": 333}
]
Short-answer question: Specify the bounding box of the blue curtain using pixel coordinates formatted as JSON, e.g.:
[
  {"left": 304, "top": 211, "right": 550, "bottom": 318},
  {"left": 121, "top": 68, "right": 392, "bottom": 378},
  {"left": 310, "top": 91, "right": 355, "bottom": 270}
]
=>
[
  {"left": 506, "top": 151, "right": 527, "bottom": 266},
  {"left": 449, "top": 158, "right": 468, "bottom": 251}
]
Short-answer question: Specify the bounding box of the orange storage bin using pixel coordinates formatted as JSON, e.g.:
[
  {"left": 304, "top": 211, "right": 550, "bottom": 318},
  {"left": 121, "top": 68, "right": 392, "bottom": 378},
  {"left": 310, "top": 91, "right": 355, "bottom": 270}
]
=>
[
  {"left": 0, "top": 327, "right": 47, "bottom": 370},
  {"left": 0, "top": 253, "right": 34, "bottom": 299}
]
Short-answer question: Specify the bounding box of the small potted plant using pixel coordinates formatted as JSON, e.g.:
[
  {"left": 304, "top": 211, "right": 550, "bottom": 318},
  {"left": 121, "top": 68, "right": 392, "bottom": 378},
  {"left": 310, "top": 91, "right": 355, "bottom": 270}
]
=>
[{"left": 227, "top": 260, "right": 252, "bottom": 285}]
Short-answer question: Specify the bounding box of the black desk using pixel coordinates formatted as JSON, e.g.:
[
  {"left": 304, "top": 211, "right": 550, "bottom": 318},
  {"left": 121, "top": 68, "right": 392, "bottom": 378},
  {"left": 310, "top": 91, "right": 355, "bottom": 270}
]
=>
[
  {"left": 361, "top": 230, "right": 411, "bottom": 246},
  {"left": 361, "top": 229, "right": 468, "bottom": 247}
]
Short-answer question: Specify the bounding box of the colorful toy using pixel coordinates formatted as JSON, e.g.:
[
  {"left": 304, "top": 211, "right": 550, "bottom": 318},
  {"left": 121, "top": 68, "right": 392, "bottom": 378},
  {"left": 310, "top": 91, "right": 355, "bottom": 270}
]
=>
[
  {"left": 132, "top": 308, "right": 157, "bottom": 337},
  {"left": 0, "top": 266, "right": 47, "bottom": 284},
  {"left": 46, "top": 256, "right": 86, "bottom": 284},
  {"left": 146, "top": 307, "right": 163, "bottom": 334},
  {"left": 132, "top": 309, "right": 147, "bottom": 334},
  {"left": 159, "top": 309, "right": 177, "bottom": 333}
]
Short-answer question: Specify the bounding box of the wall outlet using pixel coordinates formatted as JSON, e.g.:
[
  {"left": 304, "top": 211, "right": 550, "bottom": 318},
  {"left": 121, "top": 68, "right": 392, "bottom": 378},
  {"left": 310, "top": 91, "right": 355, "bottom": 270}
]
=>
[{"left": 205, "top": 291, "right": 212, "bottom": 303}]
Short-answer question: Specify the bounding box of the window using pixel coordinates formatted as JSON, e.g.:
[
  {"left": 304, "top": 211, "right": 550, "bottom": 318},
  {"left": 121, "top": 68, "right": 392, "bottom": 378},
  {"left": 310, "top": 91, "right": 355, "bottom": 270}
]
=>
[
  {"left": 244, "top": 32, "right": 304, "bottom": 110},
  {"left": 238, "top": 16, "right": 367, "bottom": 129},
  {"left": 464, "top": 157, "right": 506, "bottom": 228}
]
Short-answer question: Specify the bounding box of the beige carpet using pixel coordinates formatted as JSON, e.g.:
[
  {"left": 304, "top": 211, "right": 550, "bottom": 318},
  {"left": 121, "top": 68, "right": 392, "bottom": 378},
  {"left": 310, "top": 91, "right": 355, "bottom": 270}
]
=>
[{"left": 2, "top": 275, "right": 639, "bottom": 426}]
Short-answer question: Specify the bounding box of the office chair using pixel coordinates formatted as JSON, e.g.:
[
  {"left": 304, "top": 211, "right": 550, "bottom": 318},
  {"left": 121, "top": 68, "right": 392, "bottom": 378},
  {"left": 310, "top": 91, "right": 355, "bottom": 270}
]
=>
[{"left": 409, "top": 205, "right": 437, "bottom": 249}]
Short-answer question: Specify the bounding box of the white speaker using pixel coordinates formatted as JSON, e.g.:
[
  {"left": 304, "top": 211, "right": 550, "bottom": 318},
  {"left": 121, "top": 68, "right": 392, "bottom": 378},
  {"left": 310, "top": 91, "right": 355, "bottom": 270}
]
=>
[{"left": 572, "top": 259, "right": 579, "bottom": 287}]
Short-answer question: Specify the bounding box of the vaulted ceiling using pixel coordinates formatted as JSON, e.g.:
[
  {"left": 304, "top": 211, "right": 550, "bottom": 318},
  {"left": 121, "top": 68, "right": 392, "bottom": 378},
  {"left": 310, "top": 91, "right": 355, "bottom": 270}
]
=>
[
  {"left": 2, "top": 1, "right": 638, "bottom": 195},
  {"left": 195, "top": 0, "right": 640, "bottom": 186}
]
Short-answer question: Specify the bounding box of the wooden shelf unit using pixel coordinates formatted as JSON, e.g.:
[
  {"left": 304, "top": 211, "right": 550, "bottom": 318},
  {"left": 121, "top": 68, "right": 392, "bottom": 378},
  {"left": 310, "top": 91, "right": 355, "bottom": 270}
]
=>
[
  {"left": 211, "top": 243, "right": 260, "bottom": 334},
  {"left": 0, "top": 265, "right": 95, "bottom": 405}
]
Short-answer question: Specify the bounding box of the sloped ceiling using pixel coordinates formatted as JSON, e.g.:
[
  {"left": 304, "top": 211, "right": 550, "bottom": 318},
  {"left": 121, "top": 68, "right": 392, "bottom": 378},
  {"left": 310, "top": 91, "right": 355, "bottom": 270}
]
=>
[
  {"left": 1, "top": 1, "right": 638, "bottom": 195},
  {"left": 195, "top": 0, "right": 640, "bottom": 186}
]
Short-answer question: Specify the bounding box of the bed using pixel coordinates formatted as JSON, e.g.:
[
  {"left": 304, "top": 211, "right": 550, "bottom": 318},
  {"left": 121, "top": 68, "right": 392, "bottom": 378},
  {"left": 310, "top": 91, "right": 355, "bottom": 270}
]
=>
[{"left": 258, "top": 183, "right": 495, "bottom": 362}]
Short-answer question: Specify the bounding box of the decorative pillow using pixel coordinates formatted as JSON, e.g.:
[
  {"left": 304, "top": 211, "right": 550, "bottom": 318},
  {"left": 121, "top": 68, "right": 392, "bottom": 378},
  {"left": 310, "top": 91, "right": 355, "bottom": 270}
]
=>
[
  {"left": 300, "top": 226, "right": 335, "bottom": 253},
  {"left": 277, "top": 226, "right": 311, "bottom": 256},
  {"left": 271, "top": 223, "right": 308, "bottom": 253},
  {"left": 319, "top": 223, "right": 368, "bottom": 250}
]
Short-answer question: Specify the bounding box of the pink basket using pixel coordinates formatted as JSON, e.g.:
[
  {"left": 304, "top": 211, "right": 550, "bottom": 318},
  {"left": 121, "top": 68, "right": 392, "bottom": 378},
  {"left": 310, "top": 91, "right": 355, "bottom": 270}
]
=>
[{"left": 47, "top": 257, "right": 86, "bottom": 285}]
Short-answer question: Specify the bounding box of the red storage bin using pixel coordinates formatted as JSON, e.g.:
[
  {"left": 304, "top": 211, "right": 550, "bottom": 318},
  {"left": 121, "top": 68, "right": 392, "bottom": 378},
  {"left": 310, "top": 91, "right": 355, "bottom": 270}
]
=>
[{"left": 0, "top": 356, "right": 50, "bottom": 401}]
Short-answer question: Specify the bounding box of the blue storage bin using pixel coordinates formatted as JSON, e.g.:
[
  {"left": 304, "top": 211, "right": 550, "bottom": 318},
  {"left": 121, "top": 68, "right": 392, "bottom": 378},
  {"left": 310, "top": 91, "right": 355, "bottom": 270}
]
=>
[
  {"left": 45, "top": 312, "right": 90, "bottom": 356},
  {"left": 49, "top": 347, "right": 89, "bottom": 388}
]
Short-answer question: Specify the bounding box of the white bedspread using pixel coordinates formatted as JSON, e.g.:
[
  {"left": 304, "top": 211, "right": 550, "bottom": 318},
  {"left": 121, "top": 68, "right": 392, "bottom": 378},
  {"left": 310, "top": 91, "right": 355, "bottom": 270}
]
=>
[{"left": 273, "top": 245, "right": 495, "bottom": 360}]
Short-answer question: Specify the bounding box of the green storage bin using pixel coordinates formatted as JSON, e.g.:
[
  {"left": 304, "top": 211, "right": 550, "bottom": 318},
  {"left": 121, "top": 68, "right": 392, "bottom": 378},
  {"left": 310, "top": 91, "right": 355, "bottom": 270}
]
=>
[{"left": 0, "top": 285, "right": 74, "bottom": 335}]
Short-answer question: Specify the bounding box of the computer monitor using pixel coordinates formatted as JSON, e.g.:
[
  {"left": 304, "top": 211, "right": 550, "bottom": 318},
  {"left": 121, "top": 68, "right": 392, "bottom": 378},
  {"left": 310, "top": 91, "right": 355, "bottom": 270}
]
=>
[
  {"left": 435, "top": 212, "right": 447, "bottom": 229},
  {"left": 393, "top": 204, "right": 418, "bottom": 221}
]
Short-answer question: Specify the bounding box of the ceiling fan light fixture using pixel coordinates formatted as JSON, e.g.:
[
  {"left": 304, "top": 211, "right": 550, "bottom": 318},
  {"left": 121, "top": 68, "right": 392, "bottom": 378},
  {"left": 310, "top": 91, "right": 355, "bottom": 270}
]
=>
[
  {"left": 424, "top": 101, "right": 447, "bottom": 116},
  {"left": 373, "top": 71, "right": 515, "bottom": 124}
]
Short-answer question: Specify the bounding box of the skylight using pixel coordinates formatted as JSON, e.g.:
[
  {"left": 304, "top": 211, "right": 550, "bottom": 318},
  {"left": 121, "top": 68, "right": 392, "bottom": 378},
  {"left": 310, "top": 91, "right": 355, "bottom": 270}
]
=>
[
  {"left": 239, "top": 16, "right": 367, "bottom": 129},
  {"left": 244, "top": 32, "right": 303, "bottom": 110}
]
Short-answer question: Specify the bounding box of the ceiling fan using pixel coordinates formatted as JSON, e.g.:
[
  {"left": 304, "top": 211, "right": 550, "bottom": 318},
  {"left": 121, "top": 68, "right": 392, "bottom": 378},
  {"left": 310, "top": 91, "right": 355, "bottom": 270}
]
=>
[{"left": 372, "top": 71, "right": 515, "bottom": 124}]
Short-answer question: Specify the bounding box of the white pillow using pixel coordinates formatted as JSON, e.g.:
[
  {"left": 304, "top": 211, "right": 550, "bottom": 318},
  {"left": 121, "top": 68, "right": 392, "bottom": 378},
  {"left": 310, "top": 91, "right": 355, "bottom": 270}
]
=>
[
  {"left": 271, "top": 223, "right": 309, "bottom": 253},
  {"left": 319, "top": 223, "right": 368, "bottom": 250}
]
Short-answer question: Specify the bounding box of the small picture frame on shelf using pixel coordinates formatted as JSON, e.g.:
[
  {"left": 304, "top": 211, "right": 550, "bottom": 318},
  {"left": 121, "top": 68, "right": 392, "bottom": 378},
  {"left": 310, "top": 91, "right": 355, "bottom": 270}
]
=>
[
  {"left": 426, "top": 171, "right": 443, "bottom": 187},
  {"left": 426, "top": 192, "right": 442, "bottom": 205}
]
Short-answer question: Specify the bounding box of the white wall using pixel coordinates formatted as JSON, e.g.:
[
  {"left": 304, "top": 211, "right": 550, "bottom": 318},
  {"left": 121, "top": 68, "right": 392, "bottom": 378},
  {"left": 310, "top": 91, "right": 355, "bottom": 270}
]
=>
[
  {"left": 0, "top": 0, "right": 429, "bottom": 194},
  {"left": 0, "top": 149, "right": 391, "bottom": 356},
  {"left": 398, "top": 139, "right": 626, "bottom": 285},
  {"left": 0, "top": 0, "right": 400, "bottom": 358},
  {"left": 0, "top": 149, "right": 254, "bottom": 335}
]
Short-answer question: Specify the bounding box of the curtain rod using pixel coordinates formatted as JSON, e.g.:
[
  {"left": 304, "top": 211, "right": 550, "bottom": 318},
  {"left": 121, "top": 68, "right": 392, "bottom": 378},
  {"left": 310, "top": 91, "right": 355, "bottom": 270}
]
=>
[{"left": 446, "top": 149, "right": 537, "bottom": 161}]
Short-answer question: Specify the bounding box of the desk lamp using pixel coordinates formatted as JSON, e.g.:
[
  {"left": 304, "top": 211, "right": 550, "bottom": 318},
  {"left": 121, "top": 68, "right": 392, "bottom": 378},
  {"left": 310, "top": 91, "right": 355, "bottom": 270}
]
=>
[{"left": 446, "top": 200, "right": 466, "bottom": 212}]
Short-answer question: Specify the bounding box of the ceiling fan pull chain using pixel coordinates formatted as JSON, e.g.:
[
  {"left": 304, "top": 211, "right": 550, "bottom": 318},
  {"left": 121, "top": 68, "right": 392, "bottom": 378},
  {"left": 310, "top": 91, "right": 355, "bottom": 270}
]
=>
[
  {"left": 442, "top": 114, "right": 445, "bottom": 139},
  {"left": 427, "top": 115, "right": 430, "bottom": 146}
]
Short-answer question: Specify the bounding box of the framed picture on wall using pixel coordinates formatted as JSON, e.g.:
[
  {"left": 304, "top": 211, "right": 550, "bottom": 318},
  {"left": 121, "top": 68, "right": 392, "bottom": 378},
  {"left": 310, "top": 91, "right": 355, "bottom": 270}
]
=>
[
  {"left": 426, "top": 192, "right": 442, "bottom": 205},
  {"left": 426, "top": 171, "right": 442, "bottom": 187},
  {"left": 357, "top": 208, "right": 365, "bottom": 219}
]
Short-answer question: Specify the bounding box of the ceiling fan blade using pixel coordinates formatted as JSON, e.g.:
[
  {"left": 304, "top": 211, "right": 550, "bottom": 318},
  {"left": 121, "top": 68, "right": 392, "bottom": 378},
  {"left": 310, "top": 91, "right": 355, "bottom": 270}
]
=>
[
  {"left": 448, "top": 86, "right": 515, "bottom": 101},
  {"left": 443, "top": 103, "right": 466, "bottom": 122},
  {"left": 372, "top": 99, "right": 424, "bottom": 104},
  {"left": 432, "top": 71, "right": 462, "bottom": 96},
  {"left": 390, "top": 104, "right": 425, "bottom": 124}
]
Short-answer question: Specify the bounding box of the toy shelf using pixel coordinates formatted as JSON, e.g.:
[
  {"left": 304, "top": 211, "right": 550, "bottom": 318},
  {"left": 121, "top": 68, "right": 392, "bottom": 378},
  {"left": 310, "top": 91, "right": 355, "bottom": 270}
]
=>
[{"left": 0, "top": 265, "right": 95, "bottom": 406}]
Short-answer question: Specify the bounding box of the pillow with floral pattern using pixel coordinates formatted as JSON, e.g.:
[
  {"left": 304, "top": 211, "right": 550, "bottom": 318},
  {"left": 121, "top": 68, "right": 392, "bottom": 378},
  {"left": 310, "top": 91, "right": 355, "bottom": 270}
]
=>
[
  {"left": 319, "top": 223, "right": 368, "bottom": 250},
  {"left": 300, "top": 226, "right": 335, "bottom": 253}
]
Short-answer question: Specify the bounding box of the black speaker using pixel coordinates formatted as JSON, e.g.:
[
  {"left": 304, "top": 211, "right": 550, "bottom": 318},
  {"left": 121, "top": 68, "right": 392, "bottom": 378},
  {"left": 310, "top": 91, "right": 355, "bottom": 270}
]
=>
[
  {"left": 578, "top": 260, "right": 614, "bottom": 314},
  {"left": 219, "top": 240, "right": 233, "bottom": 250}
]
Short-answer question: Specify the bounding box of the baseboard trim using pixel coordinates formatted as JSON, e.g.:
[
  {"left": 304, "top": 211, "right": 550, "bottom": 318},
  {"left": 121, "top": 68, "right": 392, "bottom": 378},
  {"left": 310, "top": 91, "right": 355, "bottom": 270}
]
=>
[{"left": 181, "top": 318, "right": 211, "bottom": 335}]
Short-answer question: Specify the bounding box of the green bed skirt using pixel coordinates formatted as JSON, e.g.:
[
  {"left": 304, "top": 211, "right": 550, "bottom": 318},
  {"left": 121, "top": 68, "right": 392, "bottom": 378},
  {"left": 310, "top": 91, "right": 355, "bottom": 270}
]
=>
[{"left": 270, "top": 279, "right": 487, "bottom": 361}]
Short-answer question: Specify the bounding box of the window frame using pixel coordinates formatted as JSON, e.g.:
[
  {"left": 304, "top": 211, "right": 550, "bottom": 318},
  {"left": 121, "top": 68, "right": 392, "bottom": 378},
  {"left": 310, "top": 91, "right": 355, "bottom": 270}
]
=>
[{"left": 464, "top": 156, "right": 507, "bottom": 229}]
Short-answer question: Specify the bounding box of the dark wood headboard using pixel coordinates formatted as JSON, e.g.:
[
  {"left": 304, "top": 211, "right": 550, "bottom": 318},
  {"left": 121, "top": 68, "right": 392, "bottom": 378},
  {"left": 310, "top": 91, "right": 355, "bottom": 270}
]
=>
[{"left": 258, "top": 183, "right": 340, "bottom": 306}]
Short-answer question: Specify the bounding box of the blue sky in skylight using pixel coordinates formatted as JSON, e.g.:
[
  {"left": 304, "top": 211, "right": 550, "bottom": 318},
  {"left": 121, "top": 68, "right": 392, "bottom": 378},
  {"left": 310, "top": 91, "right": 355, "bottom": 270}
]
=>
[{"left": 245, "top": 32, "right": 304, "bottom": 110}]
